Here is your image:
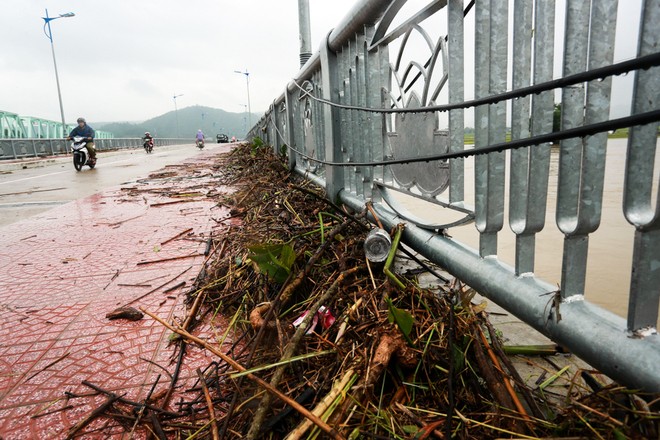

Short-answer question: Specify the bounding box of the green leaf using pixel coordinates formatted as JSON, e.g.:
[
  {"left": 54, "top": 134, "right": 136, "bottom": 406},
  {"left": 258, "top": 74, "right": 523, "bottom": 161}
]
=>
[
  {"left": 386, "top": 297, "right": 414, "bottom": 338},
  {"left": 613, "top": 428, "right": 626, "bottom": 440},
  {"left": 402, "top": 425, "right": 419, "bottom": 435},
  {"left": 248, "top": 243, "right": 296, "bottom": 283}
]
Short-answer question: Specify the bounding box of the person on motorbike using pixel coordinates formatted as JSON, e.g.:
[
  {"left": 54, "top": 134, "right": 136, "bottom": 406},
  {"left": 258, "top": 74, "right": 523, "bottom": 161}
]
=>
[
  {"left": 142, "top": 131, "right": 154, "bottom": 150},
  {"left": 67, "top": 117, "right": 96, "bottom": 163},
  {"left": 195, "top": 129, "right": 205, "bottom": 147}
]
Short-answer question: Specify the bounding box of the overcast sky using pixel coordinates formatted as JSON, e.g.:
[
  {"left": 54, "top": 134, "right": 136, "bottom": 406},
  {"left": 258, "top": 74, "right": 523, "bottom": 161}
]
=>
[
  {"left": 0, "top": 0, "right": 356, "bottom": 123},
  {"left": 1, "top": 0, "right": 643, "bottom": 125}
]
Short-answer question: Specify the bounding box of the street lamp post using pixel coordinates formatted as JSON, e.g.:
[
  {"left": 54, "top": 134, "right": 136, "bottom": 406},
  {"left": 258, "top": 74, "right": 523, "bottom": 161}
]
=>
[
  {"left": 234, "top": 70, "right": 251, "bottom": 128},
  {"left": 42, "top": 9, "right": 74, "bottom": 138},
  {"left": 173, "top": 93, "right": 183, "bottom": 138}
]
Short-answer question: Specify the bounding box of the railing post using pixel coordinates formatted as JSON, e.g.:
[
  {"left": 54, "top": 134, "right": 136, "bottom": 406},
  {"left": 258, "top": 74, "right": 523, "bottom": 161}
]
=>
[{"left": 320, "top": 33, "right": 344, "bottom": 202}]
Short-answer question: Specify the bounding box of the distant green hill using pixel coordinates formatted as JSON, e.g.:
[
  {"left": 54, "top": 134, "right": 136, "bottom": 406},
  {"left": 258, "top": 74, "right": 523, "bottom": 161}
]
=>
[{"left": 97, "top": 105, "right": 258, "bottom": 139}]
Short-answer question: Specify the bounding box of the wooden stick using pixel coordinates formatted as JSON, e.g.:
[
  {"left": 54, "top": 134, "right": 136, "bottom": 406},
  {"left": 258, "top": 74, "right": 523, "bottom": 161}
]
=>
[
  {"left": 162, "top": 281, "right": 186, "bottom": 293},
  {"left": 129, "top": 374, "right": 161, "bottom": 439},
  {"left": 160, "top": 227, "right": 194, "bottom": 246},
  {"left": 80, "top": 381, "right": 181, "bottom": 417},
  {"left": 572, "top": 400, "right": 625, "bottom": 427},
  {"left": 149, "top": 199, "right": 200, "bottom": 208},
  {"left": 26, "top": 352, "right": 70, "bottom": 381},
  {"left": 197, "top": 369, "right": 220, "bottom": 440},
  {"left": 141, "top": 309, "right": 344, "bottom": 440},
  {"left": 124, "top": 266, "right": 191, "bottom": 306},
  {"left": 136, "top": 253, "right": 202, "bottom": 266},
  {"left": 476, "top": 326, "right": 531, "bottom": 424},
  {"left": 286, "top": 369, "right": 355, "bottom": 440},
  {"left": 181, "top": 290, "right": 207, "bottom": 331},
  {"left": 66, "top": 395, "right": 121, "bottom": 439}
]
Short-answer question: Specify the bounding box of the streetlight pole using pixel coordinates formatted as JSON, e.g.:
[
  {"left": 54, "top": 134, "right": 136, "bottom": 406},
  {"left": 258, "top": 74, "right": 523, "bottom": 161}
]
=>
[
  {"left": 234, "top": 69, "right": 251, "bottom": 128},
  {"left": 173, "top": 93, "right": 183, "bottom": 138},
  {"left": 42, "top": 9, "right": 74, "bottom": 138}
]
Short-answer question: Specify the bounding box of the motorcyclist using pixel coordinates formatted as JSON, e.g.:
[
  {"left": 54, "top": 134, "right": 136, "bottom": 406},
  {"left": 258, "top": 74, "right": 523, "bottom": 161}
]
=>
[
  {"left": 142, "top": 131, "right": 154, "bottom": 150},
  {"left": 67, "top": 117, "right": 96, "bottom": 163},
  {"left": 195, "top": 129, "right": 205, "bottom": 147}
]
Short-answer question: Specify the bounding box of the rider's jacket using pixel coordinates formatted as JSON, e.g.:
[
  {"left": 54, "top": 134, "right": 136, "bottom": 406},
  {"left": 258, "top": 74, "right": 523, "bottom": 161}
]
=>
[{"left": 69, "top": 124, "right": 95, "bottom": 140}]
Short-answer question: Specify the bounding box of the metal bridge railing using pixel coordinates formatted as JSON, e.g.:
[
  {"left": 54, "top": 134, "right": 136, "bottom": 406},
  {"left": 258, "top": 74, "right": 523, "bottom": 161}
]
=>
[
  {"left": 0, "top": 138, "right": 187, "bottom": 160},
  {"left": 249, "top": 0, "right": 660, "bottom": 391}
]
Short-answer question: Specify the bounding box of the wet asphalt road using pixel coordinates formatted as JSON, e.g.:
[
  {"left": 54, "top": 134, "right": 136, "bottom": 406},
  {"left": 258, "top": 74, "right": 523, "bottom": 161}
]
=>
[{"left": 0, "top": 142, "right": 228, "bottom": 227}]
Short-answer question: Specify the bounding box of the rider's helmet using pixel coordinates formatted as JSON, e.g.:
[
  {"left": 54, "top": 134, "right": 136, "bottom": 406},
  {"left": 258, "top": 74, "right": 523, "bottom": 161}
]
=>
[
  {"left": 77, "top": 117, "right": 86, "bottom": 124},
  {"left": 145, "top": 132, "right": 150, "bottom": 136}
]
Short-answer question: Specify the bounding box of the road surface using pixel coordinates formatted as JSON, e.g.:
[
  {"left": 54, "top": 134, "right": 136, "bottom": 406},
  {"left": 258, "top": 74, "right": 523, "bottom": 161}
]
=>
[{"left": 0, "top": 142, "right": 228, "bottom": 227}]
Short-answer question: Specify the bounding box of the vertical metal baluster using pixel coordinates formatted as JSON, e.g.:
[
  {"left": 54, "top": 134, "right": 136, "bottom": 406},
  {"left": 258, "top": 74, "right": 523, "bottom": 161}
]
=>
[
  {"left": 510, "top": 0, "right": 555, "bottom": 275},
  {"left": 486, "top": 0, "right": 508, "bottom": 254},
  {"left": 557, "top": 0, "right": 590, "bottom": 299},
  {"left": 448, "top": 0, "right": 465, "bottom": 206},
  {"left": 557, "top": 0, "right": 617, "bottom": 299},
  {"left": 374, "top": 32, "right": 391, "bottom": 198},
  {"left": 278, "top": 104, "right": 283, "bottom": 151},
  {"left": 624, "top": 0, "right": 660, "bottom": 331},
  {"left": 346, "top": 42, "right": 356, "bottom": 195},
  {"left": 321, "top": 34, "right": 343, "bottom": 202},
  {"left": 315, "top": 73, "right": 326, "bottom": 164},
  {"left": 474, "top": 0, "right": 492, "bottom": 255},
  {"left": 281, "top": 102, "right": 287, "bottom": 157},
  {"left": 356, "top": 33, "right": 367, "bottom": 198},
  {"left": 337, "top": 48, "right": 350, "bottom": 192},
  {"left": 509, "top": 0, "right": 533, "bottom": 276},
  {"left": 284, "top": 88, "right": 297, "bottom": 170},
  {"left": 475, "top": 0, "right": 507, "bottom": 257},
  {"left": 525, "top": 0, "right": 554, "bottom": 272},
  {"left": 296, "top": 91, "right": 305, "bottom": 168},
  {"left": 578, "top": 0, "right": 617, "bottom": 227},
  {"left": 364, "top": 26, "right": 382, "bottom": 201}
]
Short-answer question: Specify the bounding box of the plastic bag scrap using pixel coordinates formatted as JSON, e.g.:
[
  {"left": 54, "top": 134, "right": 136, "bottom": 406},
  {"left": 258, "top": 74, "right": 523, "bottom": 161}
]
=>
[{"left": 292, "top": 306, "right": 336, "bottom": 334}]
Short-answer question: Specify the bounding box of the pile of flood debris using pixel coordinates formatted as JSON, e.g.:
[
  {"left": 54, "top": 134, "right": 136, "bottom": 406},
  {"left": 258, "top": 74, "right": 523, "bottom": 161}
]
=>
[{"left": 77, "top": 142, "right": 659, "bottom": 439}]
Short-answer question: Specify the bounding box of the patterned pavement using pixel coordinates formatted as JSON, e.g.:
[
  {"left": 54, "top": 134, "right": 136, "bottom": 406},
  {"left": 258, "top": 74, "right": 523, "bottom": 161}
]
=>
[{"left": 0, "top": 147, "right": 233, "bottom": 439}]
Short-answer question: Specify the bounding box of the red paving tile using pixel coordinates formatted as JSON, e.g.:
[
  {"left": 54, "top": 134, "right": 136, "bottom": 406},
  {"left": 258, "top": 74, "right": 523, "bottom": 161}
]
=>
[{"left": 0, "top": 147, "right": 234, "bottom": 439}]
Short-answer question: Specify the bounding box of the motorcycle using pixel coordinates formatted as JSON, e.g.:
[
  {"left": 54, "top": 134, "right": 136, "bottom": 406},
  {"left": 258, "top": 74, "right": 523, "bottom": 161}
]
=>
[
  {"left": 143, "top": 138, "right": 154, "bottom": 153},
  {"left": 196, "top": 139, "right": 205, "bottom": 149},
  {"left": 70, "top": 136, "right": 96, "bottom": 171}
]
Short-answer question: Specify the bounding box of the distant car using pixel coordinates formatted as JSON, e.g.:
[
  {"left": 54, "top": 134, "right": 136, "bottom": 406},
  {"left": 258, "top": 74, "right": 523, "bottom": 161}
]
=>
[{"left": 216, "top": 134, "right": 229, "bottom": 143}]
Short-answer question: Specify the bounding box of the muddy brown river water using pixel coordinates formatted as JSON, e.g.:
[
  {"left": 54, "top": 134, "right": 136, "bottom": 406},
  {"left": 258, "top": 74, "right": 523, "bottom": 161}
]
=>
[{"left": 397, "top": 137, "right": 660, "bottom": 323}]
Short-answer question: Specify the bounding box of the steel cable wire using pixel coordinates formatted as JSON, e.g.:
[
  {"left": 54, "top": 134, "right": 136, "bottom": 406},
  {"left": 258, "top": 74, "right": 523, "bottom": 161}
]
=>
[
  {"left": 262, "top": 52, "right": 660, "bottom": 168},
  {"left": 270, "top": 109, "right": 660, "bottom": 167},
  {"left": 290, "top": 51, "right": 660, "bottom": 114}
]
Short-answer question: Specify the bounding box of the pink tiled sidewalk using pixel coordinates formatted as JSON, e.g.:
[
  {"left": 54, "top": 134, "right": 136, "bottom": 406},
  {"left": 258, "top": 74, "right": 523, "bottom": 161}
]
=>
[{"left": 0, "top": 147, "right": 233, "bottom": 439}]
